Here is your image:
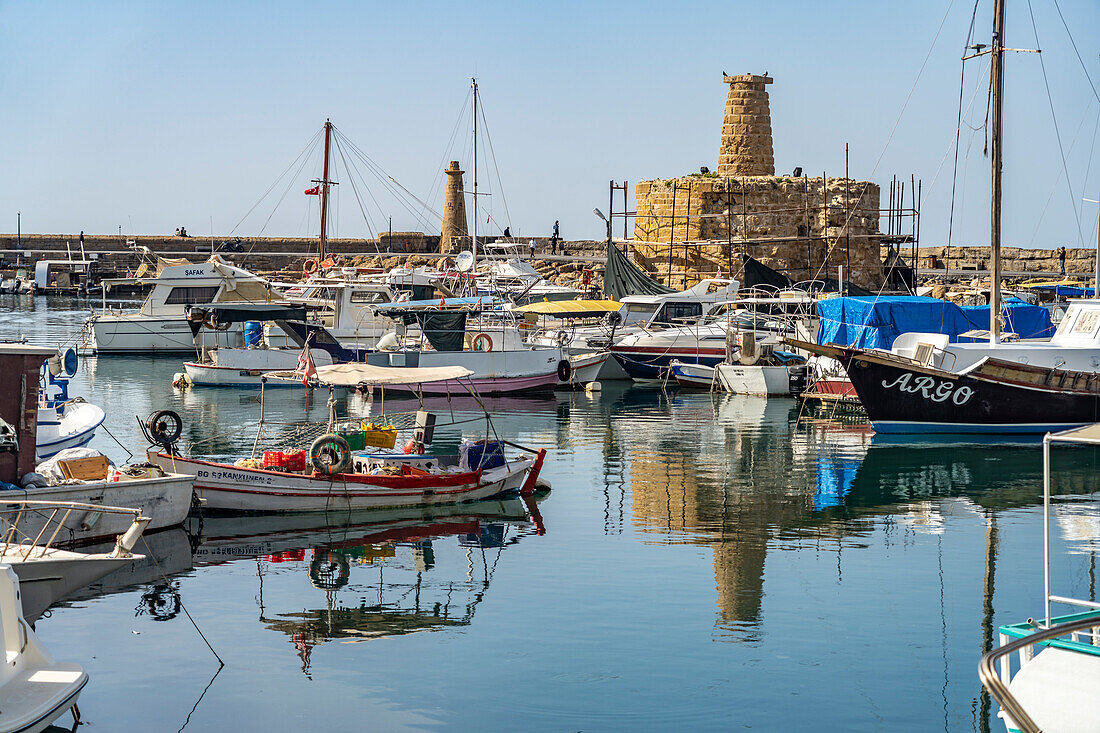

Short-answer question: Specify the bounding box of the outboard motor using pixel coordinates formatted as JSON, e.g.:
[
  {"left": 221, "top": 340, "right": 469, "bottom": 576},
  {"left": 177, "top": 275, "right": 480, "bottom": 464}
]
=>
[{"left": 788, "top": 365, "right": 809, "bottom": 398}]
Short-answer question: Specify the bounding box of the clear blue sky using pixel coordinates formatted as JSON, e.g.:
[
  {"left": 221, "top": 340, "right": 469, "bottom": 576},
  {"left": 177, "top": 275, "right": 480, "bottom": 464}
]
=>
[{"left": 2, "top": 0, "right": 1098, "bottom": 248}]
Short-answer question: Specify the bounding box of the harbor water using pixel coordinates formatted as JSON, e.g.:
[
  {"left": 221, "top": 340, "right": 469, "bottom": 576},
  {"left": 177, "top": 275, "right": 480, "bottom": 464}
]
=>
[{"left": 7, "top": 295, "right": 1099, "bottom": 732}]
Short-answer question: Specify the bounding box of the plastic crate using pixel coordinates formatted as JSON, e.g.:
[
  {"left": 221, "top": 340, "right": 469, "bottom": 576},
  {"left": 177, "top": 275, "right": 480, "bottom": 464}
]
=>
[
  {"left": 263, "top": 451, "right": 284, "bottom": 468},
  {"left": 362, "top": 426, "right": 398, "bottom": 449},
  {"left": 339, "top": 431, "right": 367, "bottom": 451},
  {"left": 465, "top": 440, "right": 506, "bottom": 471},
  {"left": 283, "top": 450, "right": 306, "bottom": 472}
]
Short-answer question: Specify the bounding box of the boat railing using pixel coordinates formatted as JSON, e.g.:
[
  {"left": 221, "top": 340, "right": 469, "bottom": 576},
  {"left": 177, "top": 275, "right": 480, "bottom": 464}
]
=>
[
  {"left": 979, "top": 609, "right": 1100, "bottom": 733},
  {"left": 0, "top": 500, "right": 150, "bottom": 559}
]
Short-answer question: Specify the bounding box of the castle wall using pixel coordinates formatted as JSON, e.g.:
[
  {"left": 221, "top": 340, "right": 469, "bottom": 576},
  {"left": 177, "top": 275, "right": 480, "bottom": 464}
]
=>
[{"left": 633, "top": 175, "right": 883, "bottom": 288}]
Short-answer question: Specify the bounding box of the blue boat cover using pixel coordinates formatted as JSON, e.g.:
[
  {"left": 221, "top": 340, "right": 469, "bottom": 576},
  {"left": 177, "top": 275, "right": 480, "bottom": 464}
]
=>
[
  {"left": 371, "top": 296, "right": 503, "bottom": 311},
  {"left": 816, "top": 296, "right": 1053, "bottom": 349},
  {"left": 959, "top": 297, "right": 1055, "bottom": 339}
]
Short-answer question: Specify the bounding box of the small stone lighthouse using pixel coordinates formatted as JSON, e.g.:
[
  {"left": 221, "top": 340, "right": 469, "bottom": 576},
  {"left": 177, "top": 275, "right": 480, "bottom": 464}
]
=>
[
  {"left": 718, "top": 74, "right": 774, "bottom": 177},
  {"left": 440, "top": 161, "right": 468, "bottom": 253}
]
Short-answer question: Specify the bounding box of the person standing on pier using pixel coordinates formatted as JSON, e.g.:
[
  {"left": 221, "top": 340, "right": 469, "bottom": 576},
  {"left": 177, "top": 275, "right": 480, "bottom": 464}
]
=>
[
  {"left": 551, "top": 220, "right": 560, "bottom": 254},
  {"left": 1058, "top": 246, "right": 1067, "bottom": 277}
]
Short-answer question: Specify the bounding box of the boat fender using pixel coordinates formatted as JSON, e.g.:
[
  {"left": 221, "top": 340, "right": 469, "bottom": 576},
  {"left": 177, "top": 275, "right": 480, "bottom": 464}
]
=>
[
  {"left": 309, "top": 434, "right": 351, "bottom": 475},
  {"left": 556, "top": 359, "right": 573, "bottom": 382},
  {"left": 146, "top": 410, "right": 183, "bottom": 444},
  {"left": 171, "top": 372, "right": 192, "bottom": 389},
  {"left": 471, "top": 333, "right": 493, "bottom": 352}
]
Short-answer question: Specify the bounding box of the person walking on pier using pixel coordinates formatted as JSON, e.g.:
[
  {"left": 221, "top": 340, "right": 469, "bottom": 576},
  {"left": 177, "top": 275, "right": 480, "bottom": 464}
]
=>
[{"left": 1058, "top": 246, "right": 1067, "bottom": 277}]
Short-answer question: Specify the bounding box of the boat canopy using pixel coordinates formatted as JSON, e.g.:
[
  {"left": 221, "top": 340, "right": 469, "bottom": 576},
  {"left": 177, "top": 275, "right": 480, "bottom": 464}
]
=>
[
  {"left": 1018, "top": 280, "right": 1095, "bottom": 298},
  {"left": 371, "top": 296, "right": 502, "bottom": 313},
  {"left": 817, "top": 296, "right": 1053, "bottom": 349},
  {"left": 267, "top": 362, "right": 473, "bottom": 387},
  {"left": 515, "top": 300, "right": 621, "bottom": 317}
]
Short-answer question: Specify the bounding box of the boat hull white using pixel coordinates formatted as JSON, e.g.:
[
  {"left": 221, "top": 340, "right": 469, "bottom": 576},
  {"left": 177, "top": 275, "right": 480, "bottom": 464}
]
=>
[
  {"left": 716, "top": 363, "right": 791, "bottom": 396},
  {"left": 0, "top": 474, "right": 194, "bottom": 543},
  {"left": 5, "top": 550, "right": 141, "bottom": 622},
  {"left": 149, "top": 452, "right": 535, "bottom": 513},
  {"left": 35, "top": 402, "right": 106, "bottom": 461}
]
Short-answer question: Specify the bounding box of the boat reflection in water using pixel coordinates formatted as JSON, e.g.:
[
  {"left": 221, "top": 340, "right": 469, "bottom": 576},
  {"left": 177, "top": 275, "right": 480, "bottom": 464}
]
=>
[
  {"left": 189, "top": 498, "right": 544, "bottom": 674},
  {"left": 606, "top": 386, "right": 1100, "bottom": 645}
]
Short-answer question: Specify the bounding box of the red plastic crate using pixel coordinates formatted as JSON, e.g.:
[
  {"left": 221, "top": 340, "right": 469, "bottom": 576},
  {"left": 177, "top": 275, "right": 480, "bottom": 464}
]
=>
[
  {"left": 263, "top": 451, "right": 284, "bottom": 468},
  {"left": 283, "top": 450, "right": 306, "bottom": 472}
]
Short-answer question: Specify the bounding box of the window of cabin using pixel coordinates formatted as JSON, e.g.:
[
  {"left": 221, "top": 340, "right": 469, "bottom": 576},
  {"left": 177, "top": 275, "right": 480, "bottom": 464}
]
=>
[
  {"left": 350, "top": 290, "right": 389, "bottom": 304},
  {"left": 654, "top": 302, "right": 702, "bottom": 325},
  {"left": 164, "top": 286, "right": 220, "bottom": 305}
]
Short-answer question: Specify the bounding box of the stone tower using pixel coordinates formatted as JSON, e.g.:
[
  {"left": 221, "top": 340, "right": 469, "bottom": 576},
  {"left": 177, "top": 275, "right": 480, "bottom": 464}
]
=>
[
  {"left": 440, "top": 160, "right": 468, "bottom": 253},
  {"left": 718, "top": 74, "right": 774, "bottom": 177}
]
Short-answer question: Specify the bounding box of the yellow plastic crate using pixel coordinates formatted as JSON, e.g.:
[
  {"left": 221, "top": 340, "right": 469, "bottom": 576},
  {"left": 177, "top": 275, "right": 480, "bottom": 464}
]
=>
[{"left": 360, "top": 422, "right": 398, "bottom": 449}]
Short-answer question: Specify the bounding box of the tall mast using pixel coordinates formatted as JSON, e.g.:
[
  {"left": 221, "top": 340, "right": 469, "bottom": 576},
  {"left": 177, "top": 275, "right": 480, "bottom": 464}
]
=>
[
  {"left": 319, "top": 119, "right": 333, "bottom": 262},
  {"left": 989, "top": 0, "right": 1006, "bottom": 343},
  {"left": 471, "top": 79, "right": 479, "bottom": 268}
]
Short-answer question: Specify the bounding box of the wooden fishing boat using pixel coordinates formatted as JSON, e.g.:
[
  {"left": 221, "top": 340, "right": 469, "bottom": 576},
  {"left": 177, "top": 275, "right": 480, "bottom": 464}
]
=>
[{"left": 145, "top": 363, "right": 547, "bottom": 513}]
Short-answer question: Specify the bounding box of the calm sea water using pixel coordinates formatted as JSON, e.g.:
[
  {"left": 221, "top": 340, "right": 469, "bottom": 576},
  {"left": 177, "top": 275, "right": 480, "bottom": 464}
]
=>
[{"left": 5, "top": 294, "right": 1099, "bottom": 732}]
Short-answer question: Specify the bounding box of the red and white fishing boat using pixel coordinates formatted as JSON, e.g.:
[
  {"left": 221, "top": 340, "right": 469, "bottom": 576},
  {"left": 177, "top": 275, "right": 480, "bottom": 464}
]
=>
[{"left": 145, "top": 363, "right": 547, "bottom": 513}]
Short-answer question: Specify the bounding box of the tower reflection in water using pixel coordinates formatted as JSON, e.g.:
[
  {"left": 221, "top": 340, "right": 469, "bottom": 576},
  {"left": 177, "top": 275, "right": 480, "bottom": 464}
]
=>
[
  {"left": 189, "top": 498, "right": 544, "bottom": 675},
  {"left": 606, "top": 388, "right": 1100, "bottom": 642}
]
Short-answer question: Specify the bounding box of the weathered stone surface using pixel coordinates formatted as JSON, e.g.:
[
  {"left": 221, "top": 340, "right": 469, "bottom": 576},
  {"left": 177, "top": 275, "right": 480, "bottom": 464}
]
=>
[{"left": 440, "top": 161, "right": 469, "bottom": 253}]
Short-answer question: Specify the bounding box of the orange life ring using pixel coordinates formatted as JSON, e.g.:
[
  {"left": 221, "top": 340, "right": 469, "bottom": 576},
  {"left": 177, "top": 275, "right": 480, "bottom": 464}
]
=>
[
  {"left": 471, "top": 333, "right": 494, "bottom": 352},
  {"left": 303, "top": 259, "right": 319, "bottom": 275}
]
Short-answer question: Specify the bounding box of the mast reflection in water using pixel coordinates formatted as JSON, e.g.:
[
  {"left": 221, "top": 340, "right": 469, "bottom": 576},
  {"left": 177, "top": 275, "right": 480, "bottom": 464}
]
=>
[{"left": 189, "top": 499, "right": 543, "bottom": 675}]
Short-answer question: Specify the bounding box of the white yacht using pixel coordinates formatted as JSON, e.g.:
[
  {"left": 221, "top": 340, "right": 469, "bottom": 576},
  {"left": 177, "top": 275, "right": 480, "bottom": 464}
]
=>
[{"left": 85, "top": 255, "right": 282, "bottom": 354}]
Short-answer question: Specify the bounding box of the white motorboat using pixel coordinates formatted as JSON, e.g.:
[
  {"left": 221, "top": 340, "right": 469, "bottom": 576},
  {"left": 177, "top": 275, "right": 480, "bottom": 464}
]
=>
[
  {"left": 670, "top": 360, "right": 717, "bottom": 389},
  {"left": 979, "top": 424, "right": 1100, "bottom": 733},
  {"left": 0, "top": 564, "right": 87, "bottom": 733},
  {"left": 479, "top": 256, "right": 583, "bottom": 304},
  {"left": 145, "top": 363, "right": 549, "bottom": 513},
  {"left": 84, "top": 255, "right": 283, "bottom": 354},
  {"left": 0, "top": 501, "right": 150, "bottom": 621}
]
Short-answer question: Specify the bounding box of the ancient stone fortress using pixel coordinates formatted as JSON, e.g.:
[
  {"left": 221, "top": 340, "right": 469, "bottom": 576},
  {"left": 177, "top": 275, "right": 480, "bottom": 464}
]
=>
[{"left": 633, "top": 74, "right": 884, "bottom": 289}]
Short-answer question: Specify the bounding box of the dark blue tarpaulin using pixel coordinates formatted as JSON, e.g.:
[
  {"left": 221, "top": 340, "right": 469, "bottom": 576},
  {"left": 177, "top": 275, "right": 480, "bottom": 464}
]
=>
[{"left": 816, "top": 296, "right": 1053, "bottom": 349}]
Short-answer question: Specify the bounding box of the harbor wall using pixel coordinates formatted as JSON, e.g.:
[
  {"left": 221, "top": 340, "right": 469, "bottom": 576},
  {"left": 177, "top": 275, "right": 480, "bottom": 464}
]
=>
[{"left": 913, "top": 245, "right": 1099, "bottom": 276}]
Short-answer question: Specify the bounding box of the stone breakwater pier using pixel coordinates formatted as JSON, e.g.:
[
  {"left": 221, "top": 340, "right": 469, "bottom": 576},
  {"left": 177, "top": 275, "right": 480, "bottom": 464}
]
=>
[{"left": 0, "top": 232, "right": 607, "bottom": 289}]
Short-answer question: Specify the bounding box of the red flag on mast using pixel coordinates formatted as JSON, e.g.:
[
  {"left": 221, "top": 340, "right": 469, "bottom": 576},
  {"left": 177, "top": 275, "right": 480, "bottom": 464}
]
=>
[{"left": 304, "top": 186, "right": 320, "bottom": 195}]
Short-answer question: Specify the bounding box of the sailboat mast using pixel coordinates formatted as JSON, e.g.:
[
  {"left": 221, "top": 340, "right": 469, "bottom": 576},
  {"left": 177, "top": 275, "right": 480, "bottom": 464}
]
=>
[
  {"left": 471, "top": 79, "right": 479, "bottom": 268},
  {"left": 319, "top": 119, "right": 333, "bottom": 262},
  {"left": 989, "top": 0, "right": 1006, "bottom": 343}
]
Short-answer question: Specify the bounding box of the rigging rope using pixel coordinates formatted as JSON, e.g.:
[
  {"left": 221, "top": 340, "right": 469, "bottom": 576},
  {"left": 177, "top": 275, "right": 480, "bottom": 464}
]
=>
[
  {"left": 1027, "top": 0, "right": 1086, "bottom": 248},
  {"left": 230, "top": 127, "right": 323, "bottom": 236}
]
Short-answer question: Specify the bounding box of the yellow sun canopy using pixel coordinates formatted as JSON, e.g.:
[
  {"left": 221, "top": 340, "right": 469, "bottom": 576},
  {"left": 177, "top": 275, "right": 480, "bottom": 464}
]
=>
[{"left": 514, "top": 299, "right": 621, "bottom": 317}]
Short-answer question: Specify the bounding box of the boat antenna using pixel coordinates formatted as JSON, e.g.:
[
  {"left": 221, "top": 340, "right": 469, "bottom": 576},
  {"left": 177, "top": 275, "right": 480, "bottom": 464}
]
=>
[
  {"left": 471, "top": 78, "right": 479, "bottom": 270},
  {"left": 988, "top": 0, "right": 1005, "bottom": 344}
]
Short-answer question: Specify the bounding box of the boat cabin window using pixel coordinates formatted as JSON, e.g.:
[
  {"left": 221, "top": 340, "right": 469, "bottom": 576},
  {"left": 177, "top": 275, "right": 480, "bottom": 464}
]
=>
[
  {"left": 625, "top": 304, "right": 657, "bottom": 315},
  {"left": 1072, "top": 310, "right": 1100, "bottom": 336},
  {"left": 653, "top": 302, "right": 702, "bottom": 325},
  {"left": 164, "top": 286, "right": 220, "bottom": 305},
  {"left": 350, "top": 290, "right": 390, "bottom": 304}
]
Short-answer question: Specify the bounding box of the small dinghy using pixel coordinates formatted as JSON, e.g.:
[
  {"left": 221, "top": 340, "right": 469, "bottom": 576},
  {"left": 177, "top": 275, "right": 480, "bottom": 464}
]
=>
[
  {"left": 670, "top": 360, "right": 717, "bottom": 389},
  {"left": 146, "top": 363, "right": 548, "bottom": 514},
  {"left": 0, "top": 563, "right": 87, "bottom": 733}
]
